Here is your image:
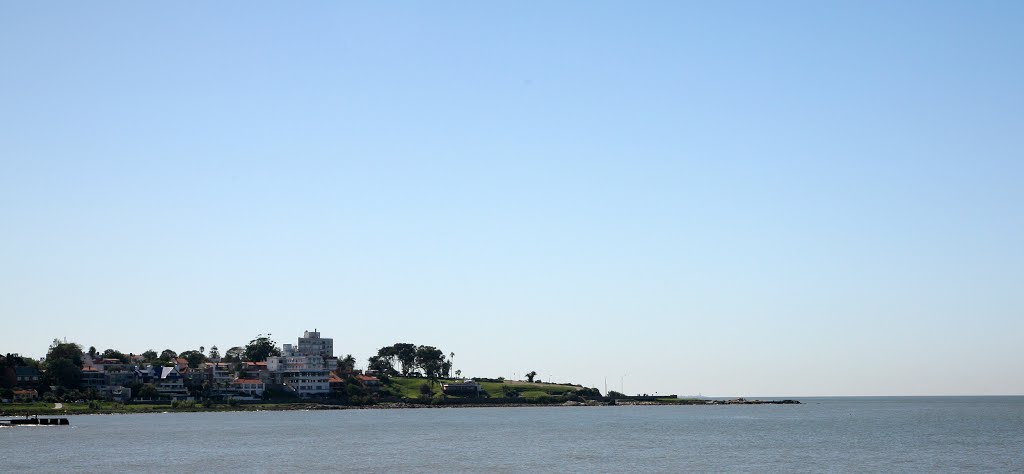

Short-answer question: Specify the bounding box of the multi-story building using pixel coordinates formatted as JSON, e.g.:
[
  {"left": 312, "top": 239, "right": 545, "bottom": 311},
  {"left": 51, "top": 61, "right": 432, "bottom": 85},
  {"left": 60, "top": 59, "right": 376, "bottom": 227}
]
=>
[
  {"left": 266, "top": 330, "right": 335, "bottom": 397},
  {"left": 297, "top": 330, "right": 333, "bottom": 357},
  {"left": 14, "top": 366, "right": 41, "bottom": 387},
  {"left": 80, "top": 366, "right": 107, "bottom": 391},
  {"left": 152, "top": 366, "right": 189, "bottom": 399}
]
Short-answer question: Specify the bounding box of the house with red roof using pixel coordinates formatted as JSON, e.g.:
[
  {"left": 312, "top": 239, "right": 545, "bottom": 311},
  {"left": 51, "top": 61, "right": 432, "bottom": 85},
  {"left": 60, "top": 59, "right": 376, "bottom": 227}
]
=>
[
  {"left": 13, "top": 389, "right": 38, "bottom": 402},
  {"left": 356, "top": 374, "right": 382, "bottom": 392}
]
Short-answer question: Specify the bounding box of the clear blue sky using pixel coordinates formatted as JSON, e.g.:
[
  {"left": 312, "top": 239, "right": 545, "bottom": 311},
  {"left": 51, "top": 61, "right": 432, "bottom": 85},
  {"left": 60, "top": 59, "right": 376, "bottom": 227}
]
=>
[{"left": 2, "top": 1, "right": 1022, "bottom": 396}]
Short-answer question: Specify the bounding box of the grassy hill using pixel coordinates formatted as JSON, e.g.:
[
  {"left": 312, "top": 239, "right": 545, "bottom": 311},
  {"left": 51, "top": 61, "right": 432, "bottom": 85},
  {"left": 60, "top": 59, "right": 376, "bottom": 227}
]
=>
[{"left": 384, "top": 377, "right": 586, "bottom": 400}]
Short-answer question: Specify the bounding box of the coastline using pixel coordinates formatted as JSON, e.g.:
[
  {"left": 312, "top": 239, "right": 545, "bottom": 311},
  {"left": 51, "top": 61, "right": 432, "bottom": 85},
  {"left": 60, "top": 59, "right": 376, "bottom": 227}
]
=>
[{"left": 1, "top": 398, "right": 800, "bottom": 417}]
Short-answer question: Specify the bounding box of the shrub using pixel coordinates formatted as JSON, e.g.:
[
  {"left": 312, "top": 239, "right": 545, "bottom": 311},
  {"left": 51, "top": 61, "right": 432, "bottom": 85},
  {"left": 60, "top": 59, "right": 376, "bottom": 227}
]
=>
[{"left": 577, "top": 387, "right": 602, "bottom": 398}]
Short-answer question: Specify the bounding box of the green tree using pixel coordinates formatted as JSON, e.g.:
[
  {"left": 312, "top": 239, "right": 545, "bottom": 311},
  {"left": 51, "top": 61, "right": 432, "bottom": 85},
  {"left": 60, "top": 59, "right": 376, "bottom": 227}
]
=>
[
  {"left": 393, "top": 343, "right": 417, "bottom": 376},
  {"left": 345, "top": 380, "right": 367, "bottom": 399},
  {"left": 179, "top": 350, "right": 206, "bottom": 369},
  {"left": 47, "top": 339, "right": 84, "bottom": 368},
  {"left": 367, "top": 355, "right": 397, "bottom": 376},
  {"left": 525, "top": 371, "right": 537, "bottom": 383},
  {"left": 101, "top": 349, "right": 129, "bottom": 363},
  {"left": 243, "top": 334, "right": 280, "bottom": 362},
  {"left": 376, "top": 346, "right": 399, "bottom": 372},
  {"left": 139, "top": 383, "right": 159, "bottom": 400},
  {"left": 339, "top": 354, "right": 357, "bottom": 372},
  {"left": 44, "top": 358, "right": 82, "bottom": 389},
  {"left": 159, "top": 349, "right": 177, "bottom": 362},
  {"left": 142, "top": 350, "right": 158, "bottom": 362},
  {"left": 415, "top": 346, "right": 446, "bottom": 380},
  {"left": 223, "top": 346, "right": 244, "bottom": 362},
  {"left": 208, "top": 345, "right": 220, "bottom": 360}
]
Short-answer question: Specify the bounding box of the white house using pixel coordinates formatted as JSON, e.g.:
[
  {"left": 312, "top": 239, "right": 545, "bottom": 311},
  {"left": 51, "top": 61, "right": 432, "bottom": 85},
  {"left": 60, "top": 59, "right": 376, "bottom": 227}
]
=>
[{"left": 231, "top": 378, "right": 265, "bottom": 398}]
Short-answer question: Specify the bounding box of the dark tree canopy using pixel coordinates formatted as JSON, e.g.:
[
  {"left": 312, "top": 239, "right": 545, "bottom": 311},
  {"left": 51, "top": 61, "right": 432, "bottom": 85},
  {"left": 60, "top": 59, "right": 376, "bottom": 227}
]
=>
[
  {"left": 339, "top": 354, "right": 357, "bottom": 372},
  {"left": 44, "top": 358, "right": 81, "bottom": 389},
  {"left": 46, "top": 339, "right": 84, "bottom": 368},
  {"left": 142, "top": 350, "right": 158, "bottom": 362},
  {"left": 577, "top": 387, "right": 602, "bottom": 398},
  {"left": 367, "top": 355, "right": 397, "bottom": 376},
  {"left": 370, "top": 343, "right": 450, "bottom": 379},
  {"left": 244, "top": 335, "right": 280, "bottom": 362},
  {"left": 3, "top": 353, "right": 28, "bottom": 368},
  {"left": 139, "top": 383, "right": 159, "bottom": 399},
  {"left": 526, "top": 371, "right": 537, "bottom": 383},
  {"left": 393, "top": 343, "right": 417, "bottom": 376},
  {"left": 223, "top": 346, "right": 245, "bottom": 362},
  {"left": 159, "top": 349, "right": 178, "bottom": 362},
  {"left": 208, "top": 345, "right": 220, "bottom": 360},
  {"left": 415, "top": 346, "right": 446, "bottom": 379},
  {"left": 375, "top": 346, "right": 398, "bottom": 372},
  {"left": 101, "top": 349, "right": 129, "bottom": 363},
  {"left": 179, "top": 350, "right": 206, "bottom": 368}
]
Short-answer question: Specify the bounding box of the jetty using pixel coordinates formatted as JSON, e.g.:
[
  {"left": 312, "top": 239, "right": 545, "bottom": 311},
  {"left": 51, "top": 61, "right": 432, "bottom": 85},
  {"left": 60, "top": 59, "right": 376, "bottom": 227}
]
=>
[{"left": 0, "top": 415, "right": 71, "bottom": 426}]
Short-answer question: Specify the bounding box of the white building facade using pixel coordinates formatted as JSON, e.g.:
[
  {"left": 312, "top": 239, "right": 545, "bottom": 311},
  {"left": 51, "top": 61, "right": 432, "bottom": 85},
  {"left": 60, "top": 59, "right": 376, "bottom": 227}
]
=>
[{"left": 266, "top": 330, "right": 335, "bottom": 397}]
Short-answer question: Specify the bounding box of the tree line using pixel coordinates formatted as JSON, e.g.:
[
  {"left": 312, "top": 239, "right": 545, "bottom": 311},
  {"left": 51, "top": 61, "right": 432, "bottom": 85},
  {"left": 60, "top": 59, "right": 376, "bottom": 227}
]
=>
[{"left": 366, "top": 343, "right": 454, "bottom": 380}]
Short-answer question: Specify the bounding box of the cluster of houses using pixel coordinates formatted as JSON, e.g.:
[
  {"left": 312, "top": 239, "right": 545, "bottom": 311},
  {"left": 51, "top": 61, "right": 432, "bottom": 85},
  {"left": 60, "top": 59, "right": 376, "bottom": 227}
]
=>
[{"left": 5, "top": 330, "right": 384, "bottom": 403}]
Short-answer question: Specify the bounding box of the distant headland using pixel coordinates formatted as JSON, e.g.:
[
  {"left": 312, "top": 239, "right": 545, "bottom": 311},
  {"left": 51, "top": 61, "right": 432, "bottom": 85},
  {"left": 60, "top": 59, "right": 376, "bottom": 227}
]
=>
[{"left": 2, "top": 329, "right": 798, "bottom": 415}]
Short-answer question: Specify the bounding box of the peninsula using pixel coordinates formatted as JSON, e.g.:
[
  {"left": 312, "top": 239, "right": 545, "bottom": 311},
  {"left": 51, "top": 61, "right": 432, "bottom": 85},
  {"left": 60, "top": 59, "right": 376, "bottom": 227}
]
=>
[{"left": 2, "top": 329, "right": 798, "bottom": 415}]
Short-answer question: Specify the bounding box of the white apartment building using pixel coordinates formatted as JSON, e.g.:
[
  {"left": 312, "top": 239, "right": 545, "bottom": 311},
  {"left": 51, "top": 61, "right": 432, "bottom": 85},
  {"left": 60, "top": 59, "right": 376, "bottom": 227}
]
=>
[{"left": 266, "top": 330, "right": 334, "bottom": 397}]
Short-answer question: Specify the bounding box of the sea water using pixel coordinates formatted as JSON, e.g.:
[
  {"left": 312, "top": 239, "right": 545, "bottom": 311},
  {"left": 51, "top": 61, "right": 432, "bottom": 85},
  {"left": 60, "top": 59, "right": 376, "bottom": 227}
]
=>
[{"left": 2, "top": 397, "right": 1022, "bottom": 472}]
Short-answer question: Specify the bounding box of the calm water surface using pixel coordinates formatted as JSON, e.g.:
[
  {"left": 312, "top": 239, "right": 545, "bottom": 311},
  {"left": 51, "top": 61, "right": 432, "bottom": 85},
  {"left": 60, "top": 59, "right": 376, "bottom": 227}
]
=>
[{"left": 3, "top": 397, "right": 1023, "bottom": 472}]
